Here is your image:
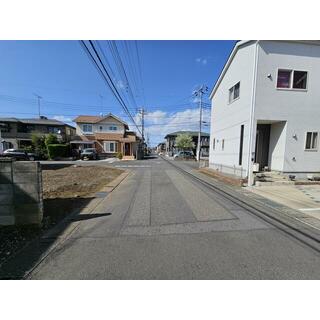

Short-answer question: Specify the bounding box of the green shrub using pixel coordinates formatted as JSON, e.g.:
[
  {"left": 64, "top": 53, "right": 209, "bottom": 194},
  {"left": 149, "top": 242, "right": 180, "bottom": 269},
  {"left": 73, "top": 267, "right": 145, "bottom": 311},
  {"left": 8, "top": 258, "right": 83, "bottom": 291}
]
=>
[
  {"left": 31, "top": 132, "right": 47, "bottom": 159},
  {"left": 116, "top": 152, "right": 123, "bottom": 159},
  {"left": 45, "top": 133, "right": 58, "bottom": 146},
  {"left": 47, "top": 144, "right": 69, "bottom": 159},
  {"left": 23, "top": 145, "right": 34, "bottom": 153}
]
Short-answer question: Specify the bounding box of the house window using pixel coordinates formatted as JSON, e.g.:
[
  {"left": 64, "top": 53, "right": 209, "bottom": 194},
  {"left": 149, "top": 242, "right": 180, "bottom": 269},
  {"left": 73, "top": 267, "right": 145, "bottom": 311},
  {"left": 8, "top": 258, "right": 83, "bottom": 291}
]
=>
[
  {"left": 48, "top": 127, "right": 61, "bottom": 134},
  {"left": 277, "top": 69, "right": 307, "bottom": 89},
  {"left": 277, "top": 70, "right": 291, "bottom": 88},
  {"left": 104, "top": 141, "right": 117, "bottom": 153},
  {"left": 222, "top": 139, "right": 225, "bottom": 151},
  {"left": 305, "top": 132, "right": 318, "bottom": 150},
  {"left": 293, "top": 71, "right": 307, "bottom": 89},
  {"left": 212, "top": 138, "right": 215, "bottom": 150},
  {"left": 99, "top": 126, "right": 103, "bottom": 131},
  {"left": 82, "top": 124, "right": 93, "bottom": 133},
  {"left": 109, "top": 125, "right": 117, "bottom": 131},
  {"left": 229, "top": 82, "right": 240, "bottom": 103}
]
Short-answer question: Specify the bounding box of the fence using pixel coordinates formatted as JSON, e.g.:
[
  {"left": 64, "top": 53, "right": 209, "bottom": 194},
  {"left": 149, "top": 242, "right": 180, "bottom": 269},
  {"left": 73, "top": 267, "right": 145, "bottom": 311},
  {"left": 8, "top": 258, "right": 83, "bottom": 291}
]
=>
[
  {"left": 0, "top": 159, "right": 43, "bottom": 226},
  {"left": 209, "top": 162, "right": 246, "bottom": 179}
]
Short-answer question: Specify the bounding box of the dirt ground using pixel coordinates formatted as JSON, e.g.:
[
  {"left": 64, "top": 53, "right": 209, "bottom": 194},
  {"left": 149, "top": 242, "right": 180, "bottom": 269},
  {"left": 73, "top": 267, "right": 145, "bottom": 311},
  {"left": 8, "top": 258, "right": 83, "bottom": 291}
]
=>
[
  {"left": 42, "top": 165, "right": 124, "bottom": 199},
  {"left": 0, "top": 165, "right": 124, "bottom": 273}
]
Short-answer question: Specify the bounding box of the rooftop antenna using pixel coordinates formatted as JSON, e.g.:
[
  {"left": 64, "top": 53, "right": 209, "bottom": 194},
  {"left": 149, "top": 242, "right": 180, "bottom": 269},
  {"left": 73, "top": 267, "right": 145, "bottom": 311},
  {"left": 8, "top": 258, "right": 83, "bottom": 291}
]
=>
[
  {"left": 99, "top": 94, "right": 104, "bottom": 116},
  {"left": 33, "top": 93, "right": 43, "bottom": 118}
]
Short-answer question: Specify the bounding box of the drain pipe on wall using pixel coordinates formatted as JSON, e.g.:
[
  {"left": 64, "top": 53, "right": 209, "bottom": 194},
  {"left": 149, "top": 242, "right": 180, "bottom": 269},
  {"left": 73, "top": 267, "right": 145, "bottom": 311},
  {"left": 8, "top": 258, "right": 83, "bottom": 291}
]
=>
[{"left": 247, "top": 41, "right": 259, "bottom": 187}]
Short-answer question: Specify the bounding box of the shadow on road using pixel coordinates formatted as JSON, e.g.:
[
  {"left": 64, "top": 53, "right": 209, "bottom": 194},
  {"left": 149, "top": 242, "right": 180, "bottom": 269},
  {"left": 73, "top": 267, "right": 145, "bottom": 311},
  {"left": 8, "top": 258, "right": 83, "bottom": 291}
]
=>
[
  {"left": 0, "top": 196, "right": 98, "bottom": 279},
  {"left": 70, "top": 213, "right": 111, "bottom": 221}
]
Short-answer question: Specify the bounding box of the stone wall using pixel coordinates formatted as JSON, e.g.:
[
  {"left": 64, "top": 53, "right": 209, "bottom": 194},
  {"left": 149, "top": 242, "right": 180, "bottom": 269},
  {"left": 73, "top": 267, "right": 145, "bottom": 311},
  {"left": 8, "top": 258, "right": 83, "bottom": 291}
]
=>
[{"left": 0, "top": 160, "right": 43, "bottom": 225}]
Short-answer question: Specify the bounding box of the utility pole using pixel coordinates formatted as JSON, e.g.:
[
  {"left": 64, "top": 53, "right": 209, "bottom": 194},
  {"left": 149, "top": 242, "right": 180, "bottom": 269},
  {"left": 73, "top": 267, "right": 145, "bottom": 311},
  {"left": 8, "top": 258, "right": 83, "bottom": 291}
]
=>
[
  {"left": 137, "top": 107, "right": 147, "bottom": 158},
  {"left": 138, "top": 107, "right": 146, "bottom": 143},
  {"left": 194, "top": 85, "right": 208, "bottom": 162},
  {"left": 99, "top": 94, "right": 104, "bottom": 116},
  {"left": 33, "top": 93, "right": 42, "bottom": 118},
  {"left": 0, "top": 123, "right": 4, "bottom": 153}
]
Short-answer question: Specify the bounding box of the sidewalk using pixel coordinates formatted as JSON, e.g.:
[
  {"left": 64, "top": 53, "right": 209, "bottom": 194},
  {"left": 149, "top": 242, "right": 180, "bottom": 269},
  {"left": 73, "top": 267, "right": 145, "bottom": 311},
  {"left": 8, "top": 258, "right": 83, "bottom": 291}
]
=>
[{"left": 245, "top": 185, "right": 320, "bottom": 230}]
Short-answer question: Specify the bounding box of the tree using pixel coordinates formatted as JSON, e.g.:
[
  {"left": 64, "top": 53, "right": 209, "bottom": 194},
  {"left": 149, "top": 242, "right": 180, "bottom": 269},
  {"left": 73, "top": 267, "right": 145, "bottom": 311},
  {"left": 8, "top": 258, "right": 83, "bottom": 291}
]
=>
[
  {"left": 175, "top": 133, "right": 194, "bottom": 151},
  {"left": 45, "top": 133, "right": 58, "bottom": 146},
  {"left": 31, "top": 132, "right": 47, "bottom": 159}
]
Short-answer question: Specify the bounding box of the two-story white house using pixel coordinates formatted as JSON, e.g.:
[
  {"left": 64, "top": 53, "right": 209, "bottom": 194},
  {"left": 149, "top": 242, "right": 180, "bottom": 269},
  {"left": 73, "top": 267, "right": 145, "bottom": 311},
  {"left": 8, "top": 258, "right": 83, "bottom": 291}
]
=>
[
  {"left": 72, "top": 113, "right": 141, "bottom": 159},
  {"left": 209, "top": 40, "right": 320, "bottom": 185}
]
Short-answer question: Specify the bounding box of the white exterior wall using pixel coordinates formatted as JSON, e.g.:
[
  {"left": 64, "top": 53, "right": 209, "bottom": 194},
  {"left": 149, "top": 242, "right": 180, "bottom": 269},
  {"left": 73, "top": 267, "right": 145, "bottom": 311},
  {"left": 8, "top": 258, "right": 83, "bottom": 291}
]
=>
[
  {"left": 255, "top": 41, "right": 320, "bottom": 174},
  {"left": 209, "top": 42, "right": 256, "bottom": 177}
]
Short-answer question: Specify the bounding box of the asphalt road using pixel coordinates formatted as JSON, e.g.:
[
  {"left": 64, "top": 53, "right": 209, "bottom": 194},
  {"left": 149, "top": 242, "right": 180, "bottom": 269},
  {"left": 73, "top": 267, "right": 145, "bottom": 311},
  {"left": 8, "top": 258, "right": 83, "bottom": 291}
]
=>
[{"left": 30, "top": 156, "right": 320, "bottom": 279}]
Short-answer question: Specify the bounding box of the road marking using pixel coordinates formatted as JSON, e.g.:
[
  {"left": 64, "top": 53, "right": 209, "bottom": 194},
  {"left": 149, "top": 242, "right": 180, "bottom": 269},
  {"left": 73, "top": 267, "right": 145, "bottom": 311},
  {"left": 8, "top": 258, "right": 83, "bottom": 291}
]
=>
[
  {"left": 299, "top": 207, "right": 320, "bottom": 212},
  {"left": 115, "top": 165, "right": 151, "bottom": 168}
]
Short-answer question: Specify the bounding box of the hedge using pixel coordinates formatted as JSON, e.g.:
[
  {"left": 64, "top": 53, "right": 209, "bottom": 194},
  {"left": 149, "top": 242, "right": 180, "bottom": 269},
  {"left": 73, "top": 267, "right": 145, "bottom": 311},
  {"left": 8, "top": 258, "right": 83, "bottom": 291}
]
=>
[{"left": 47, "top": 144, "right": 69, "bottom": 159}]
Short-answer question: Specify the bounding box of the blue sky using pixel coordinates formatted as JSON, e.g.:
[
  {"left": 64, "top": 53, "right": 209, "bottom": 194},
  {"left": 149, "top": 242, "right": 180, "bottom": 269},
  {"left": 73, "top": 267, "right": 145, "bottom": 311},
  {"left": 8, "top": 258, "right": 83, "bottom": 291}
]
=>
[{"left": 0, "top": 40, "right": 235, "bottom": 146}]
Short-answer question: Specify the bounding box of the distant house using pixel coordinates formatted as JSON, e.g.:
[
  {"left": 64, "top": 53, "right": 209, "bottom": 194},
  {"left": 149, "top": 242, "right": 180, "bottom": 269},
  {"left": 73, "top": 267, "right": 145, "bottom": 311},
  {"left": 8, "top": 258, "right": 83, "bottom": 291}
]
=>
[
  {"left": 72, "top": 113, "right": 141, "bottom": 159},
  {"left": 164, "top": 131, "right": 210, "bottom": 156},
  {"left": 156, "top": 142, "right": 166, "bottom": 154},
  {"left": 209, "top": 40, "right": 320, "bottom": 185},
  {"left": 0, "top": 116, "right": 76, "bottom": 151}
]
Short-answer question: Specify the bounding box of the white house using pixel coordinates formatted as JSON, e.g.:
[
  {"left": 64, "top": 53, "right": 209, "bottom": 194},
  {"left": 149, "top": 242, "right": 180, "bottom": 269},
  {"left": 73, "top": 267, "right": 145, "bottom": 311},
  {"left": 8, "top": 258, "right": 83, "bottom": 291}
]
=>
[{"left": 209, "top": 40, "right": 320, "bottom": 185}]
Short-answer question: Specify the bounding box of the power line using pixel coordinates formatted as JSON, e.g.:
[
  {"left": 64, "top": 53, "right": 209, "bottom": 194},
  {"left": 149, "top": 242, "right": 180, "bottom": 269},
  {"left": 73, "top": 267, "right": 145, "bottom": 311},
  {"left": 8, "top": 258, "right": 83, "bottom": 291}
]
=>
[{"left": 79, "top": 40, "right": 142, "bottom": 136}]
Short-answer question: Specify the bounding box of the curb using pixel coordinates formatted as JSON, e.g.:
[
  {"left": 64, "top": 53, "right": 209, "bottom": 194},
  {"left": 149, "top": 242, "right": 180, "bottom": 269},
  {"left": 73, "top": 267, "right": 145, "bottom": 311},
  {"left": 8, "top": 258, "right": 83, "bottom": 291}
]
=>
[{"left": 0, "top": 169, "right": 131, "bottom": 279}]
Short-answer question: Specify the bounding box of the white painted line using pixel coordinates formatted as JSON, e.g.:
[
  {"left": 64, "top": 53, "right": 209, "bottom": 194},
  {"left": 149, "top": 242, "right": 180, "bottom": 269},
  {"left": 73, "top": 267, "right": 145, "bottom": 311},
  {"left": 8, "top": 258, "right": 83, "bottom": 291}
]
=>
[
  {"left": 115, "top": 165, "right": 151, "bottom": 168},
  {"left": 294, "top": 217, "right": 320, "bottom": 232},
  {"left": 299, "top": 208, "right": 320, "bottom": 212}
]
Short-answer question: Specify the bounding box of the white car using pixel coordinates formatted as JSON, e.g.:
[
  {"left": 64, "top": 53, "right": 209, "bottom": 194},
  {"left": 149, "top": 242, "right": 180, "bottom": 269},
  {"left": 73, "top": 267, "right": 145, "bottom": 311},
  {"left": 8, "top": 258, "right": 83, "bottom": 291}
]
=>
[{"left": 173, "top": 151, "right": 195, "bottom": 160}]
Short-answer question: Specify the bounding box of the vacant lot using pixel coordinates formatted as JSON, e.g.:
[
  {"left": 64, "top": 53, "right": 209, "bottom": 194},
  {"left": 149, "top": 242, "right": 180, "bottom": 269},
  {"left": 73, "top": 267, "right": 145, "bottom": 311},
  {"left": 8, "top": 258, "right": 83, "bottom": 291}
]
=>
[
  {"left": 0, "top": 165, "right": 123, "bottom": 270},
  {"left": 42, "top": 165, "right": 123, "bottom": 199}
]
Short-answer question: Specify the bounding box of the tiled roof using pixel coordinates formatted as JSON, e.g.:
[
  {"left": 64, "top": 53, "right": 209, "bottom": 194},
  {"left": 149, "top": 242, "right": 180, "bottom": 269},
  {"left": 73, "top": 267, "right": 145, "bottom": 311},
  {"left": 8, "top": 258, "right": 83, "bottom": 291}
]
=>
[
  {"left": 120, "top": 135, "right": 137, "bottom": 142},
  {"left": 94, "top": 133, "right": 124, "bottom": 140},
  {"left": 73, "top": 115, "right": 103, "bottom": 123},
  {"left": 0, "top": 117, "right": 75, "bottom": 128},
  {"left": 73, "top": 113, "right": 129, "bottom": 129}
]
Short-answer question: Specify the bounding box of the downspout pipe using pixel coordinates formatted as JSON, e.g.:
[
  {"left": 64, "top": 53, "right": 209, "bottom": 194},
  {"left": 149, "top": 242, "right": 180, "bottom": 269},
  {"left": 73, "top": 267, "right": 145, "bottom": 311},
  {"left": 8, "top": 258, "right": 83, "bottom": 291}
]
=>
[{"left": 247, "top": 41, "right": 259, "bottom": 186}]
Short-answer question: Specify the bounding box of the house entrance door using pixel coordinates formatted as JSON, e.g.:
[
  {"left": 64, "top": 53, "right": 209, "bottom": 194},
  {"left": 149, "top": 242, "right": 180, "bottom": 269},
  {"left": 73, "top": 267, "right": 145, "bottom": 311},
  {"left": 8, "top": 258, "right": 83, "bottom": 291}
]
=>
[
  {"left": 255, "top": 124, "right": 270, "bottom": 171},
  {"left": 124, "top": 143, "right": 131, "bottom": 156}
]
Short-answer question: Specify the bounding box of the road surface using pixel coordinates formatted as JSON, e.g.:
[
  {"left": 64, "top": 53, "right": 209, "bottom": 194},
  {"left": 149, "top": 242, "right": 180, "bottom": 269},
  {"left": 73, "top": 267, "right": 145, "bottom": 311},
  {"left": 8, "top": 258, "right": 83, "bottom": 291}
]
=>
[{"left": 29, "top": 156, "right": 320, "bottom": 279}]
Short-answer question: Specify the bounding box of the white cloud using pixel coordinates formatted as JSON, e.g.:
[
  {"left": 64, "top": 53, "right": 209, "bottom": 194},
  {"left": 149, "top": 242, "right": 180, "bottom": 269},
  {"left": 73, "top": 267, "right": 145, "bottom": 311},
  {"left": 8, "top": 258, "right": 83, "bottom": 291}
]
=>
[
  {"left": 195, "top": 57, "right": 208, "bottom": 65},
  {"left": 140, "top": 108, "right": 211, "bottom": 145},
  {"left": 53, "top": 115, "right": 73, "bottom": 123},
  {"left": 116, "top": 79, "right": 126, "bottom": 90}
]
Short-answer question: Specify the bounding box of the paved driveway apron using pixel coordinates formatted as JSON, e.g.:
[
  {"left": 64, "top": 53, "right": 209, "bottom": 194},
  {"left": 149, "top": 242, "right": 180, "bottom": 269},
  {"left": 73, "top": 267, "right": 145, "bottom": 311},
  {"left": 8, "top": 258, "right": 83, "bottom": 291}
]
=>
[{"left": 30, "top": 157, "right": 320, "bottom": 279}]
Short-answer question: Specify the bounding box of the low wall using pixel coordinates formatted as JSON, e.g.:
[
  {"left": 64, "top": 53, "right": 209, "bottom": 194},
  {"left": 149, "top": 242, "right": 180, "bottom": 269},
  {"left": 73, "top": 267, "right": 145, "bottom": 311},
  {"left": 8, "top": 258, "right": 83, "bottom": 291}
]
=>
[{"left": 0, "top": 160, "right": 43, "bottom": 226}]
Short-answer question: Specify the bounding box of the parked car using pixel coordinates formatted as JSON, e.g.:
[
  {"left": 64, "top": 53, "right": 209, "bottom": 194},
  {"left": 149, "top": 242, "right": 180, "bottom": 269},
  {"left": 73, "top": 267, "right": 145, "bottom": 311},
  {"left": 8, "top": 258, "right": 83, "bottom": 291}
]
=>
[
  {"left": 1, "top": 149, "right": 30, "bottom": 161},
  {"left": 26, "top": 152, "right": 40, "bottom": 161},
  {"left": 173, "top": 151, "right": 195, "bottom": 160},
  {"left": 80, "top": 148, "right": 98, "bottom": 160}
]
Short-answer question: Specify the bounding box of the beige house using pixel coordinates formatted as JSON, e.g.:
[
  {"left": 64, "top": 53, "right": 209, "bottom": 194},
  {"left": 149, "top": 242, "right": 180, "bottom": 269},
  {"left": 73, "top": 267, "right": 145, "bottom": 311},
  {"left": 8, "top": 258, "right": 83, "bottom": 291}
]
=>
[{"left": 72, "top": 113, "right": 141, "bottom": 159}]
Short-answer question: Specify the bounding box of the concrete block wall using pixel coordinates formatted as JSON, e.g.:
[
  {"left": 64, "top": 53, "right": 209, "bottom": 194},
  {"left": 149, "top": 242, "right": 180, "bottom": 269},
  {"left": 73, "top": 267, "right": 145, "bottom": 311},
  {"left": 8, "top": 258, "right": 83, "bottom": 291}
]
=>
[{"left": 0, "top": 160, "right": 43, "bottom": 225}]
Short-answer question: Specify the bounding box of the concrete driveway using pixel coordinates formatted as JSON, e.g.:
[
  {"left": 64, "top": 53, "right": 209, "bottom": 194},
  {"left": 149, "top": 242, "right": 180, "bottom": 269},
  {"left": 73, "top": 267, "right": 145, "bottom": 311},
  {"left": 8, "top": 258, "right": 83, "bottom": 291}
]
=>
[{"left": 248, "top": 185, "right": 320, "bottom": 228}]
